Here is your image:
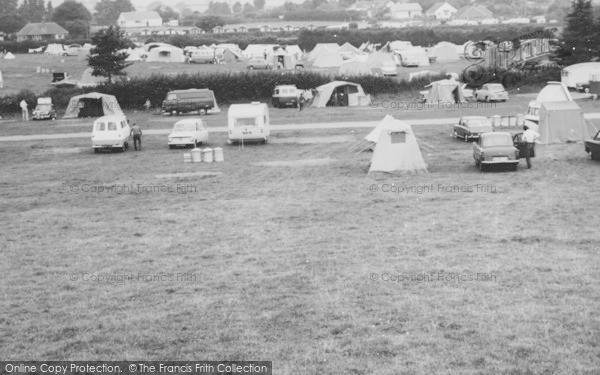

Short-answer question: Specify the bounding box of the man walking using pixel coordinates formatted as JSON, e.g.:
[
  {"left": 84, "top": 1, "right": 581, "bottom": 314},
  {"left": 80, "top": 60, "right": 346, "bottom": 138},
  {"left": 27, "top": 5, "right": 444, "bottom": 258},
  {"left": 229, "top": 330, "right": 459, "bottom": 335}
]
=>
[
  {"left": 522, "top": 125, "right": 540, "bottom": 169},
  {"left": 130, "top": 123, "right": 142, "bottom": 151},
  {"left": 298, "top": 93, "right": 305, "bottom": 112},
  {"left": 20, "top": 99, "right": 29, "bottom": 121}
]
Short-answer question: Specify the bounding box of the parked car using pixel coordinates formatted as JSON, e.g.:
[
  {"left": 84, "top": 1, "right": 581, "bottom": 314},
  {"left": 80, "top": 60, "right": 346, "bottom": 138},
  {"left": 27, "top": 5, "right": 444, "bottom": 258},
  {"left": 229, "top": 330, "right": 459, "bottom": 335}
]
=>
[
  {"left": 92, "top": 115, "right": 131, "bottom": 153},
  {"left": 472, "top": 132, "right": 520, "bottom": 171},
  {"left": 168, "top": 119, "right": 209, "bottom": 148},
  {"left": 381, "top": 62, "right": 397, "bottom": 76},
  {"left": 162, "top": 89, "right": 216, "bottom": 115},
  {"left": 401, "top": 56, "right": 419, "bottom": 67},
  {"left": 272, "top": 85, "right": 299, "bottom": 108},
  {"left": 188, "top": 49, "right": 215, "bottom": 64},
  {"left": 454, "top": 116, "right": 493, "bottom": 141},
  {"left": 585, "top": 130, "right": 600, "bottom": 160},
  {"left": 475, "top": 83, "right": 508, "bottom": 102},
  {"left": 513, "top": 132, "right": 536, "bottom": 159},
  {"left": 32, "top": 97, "right": 57, "bottom": 120},
  {"left": 294, "top": 62, "right": 304, "bottom": 69},
  {"left": 61, "top": 44, "right": 81, "bottom": 56},
  {"left": 247, "top": 58, "right": 272, "bottom": 70}
]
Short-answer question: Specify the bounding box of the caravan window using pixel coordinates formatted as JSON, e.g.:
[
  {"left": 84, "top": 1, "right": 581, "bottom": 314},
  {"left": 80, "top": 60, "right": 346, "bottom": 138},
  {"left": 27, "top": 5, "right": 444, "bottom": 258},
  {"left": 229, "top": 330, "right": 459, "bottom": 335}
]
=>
[
  {"left": 107, "top": 122, "right": 117, "bottom": 130},
  {"left": 235, "top": 117, "right": 257, "bottom": 127},
  {"left": 348, "top": 85, "right": 359, "bottom": 94},
  {"left": 95, "top": 122, "right": 105, "bottom": 131}
]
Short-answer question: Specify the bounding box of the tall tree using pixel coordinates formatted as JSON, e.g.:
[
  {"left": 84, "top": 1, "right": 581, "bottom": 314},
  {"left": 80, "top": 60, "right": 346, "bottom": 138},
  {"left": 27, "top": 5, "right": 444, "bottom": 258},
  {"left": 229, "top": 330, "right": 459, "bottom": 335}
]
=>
[
  {"left": 51, "top": 0, "right": 93, "bottom": 38},
  {"left": 94, "top": 0, "right": 135, "bottom": 26},
  {"left": 87, "top": 26, "right": 132, "bottom": 82},
  {"left": 46, "top": 0, "right": 54, "bottom": 19},
  {"left": 554, "top": 0, "right": 596, "bottom": 65},
  {"left": 156, "top": 5, "right": 178, "bottom": 21},
  {"left": 242, "top": 2, "right": 254, "bottom": 13},
  {"left": 207, "top": 1, "right": 231, "bottom": 15},
  {"left": 0, "top": 0, "right": 25, "bottom": 33},
  {"left": 232, "top": 1, "right": 242, "bottom": 14},
  {"left": 253, "top": 0, "right": 265, "bottom": 10},
  {"left": 195, "top": 15, "right": 225, "bottom": 31},
  {"left": 19, "top": 0, "right": 47, "bottom": 23}
]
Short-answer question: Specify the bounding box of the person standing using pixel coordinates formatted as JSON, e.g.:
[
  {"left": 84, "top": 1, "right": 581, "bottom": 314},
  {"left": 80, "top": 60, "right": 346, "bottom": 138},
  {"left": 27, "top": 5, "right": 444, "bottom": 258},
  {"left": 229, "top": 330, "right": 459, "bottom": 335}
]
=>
[
  {"left": 130, "top": 123, "right": 142, "bottom": 151},
  {"left": 20, "top": 99, "right": 29, "bottom": 121},
  {"left": 143, "top": 99, "right": 151, "bottom": 111},
  {"left": 522, "top": 125, "right": 540, "bottom": 169},
  {"left": 298, "top": 93, "right": 305, "bottom": 112}
]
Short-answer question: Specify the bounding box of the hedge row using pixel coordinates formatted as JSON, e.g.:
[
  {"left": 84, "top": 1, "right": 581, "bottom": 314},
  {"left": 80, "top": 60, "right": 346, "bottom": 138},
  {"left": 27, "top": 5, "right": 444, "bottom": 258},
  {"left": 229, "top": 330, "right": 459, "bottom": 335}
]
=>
[
  {"left": 0, "top": 39, "right": 92, "bottom": 53},
  {"left": 0, "top": 71, "right": 448, "bottom": 115}
]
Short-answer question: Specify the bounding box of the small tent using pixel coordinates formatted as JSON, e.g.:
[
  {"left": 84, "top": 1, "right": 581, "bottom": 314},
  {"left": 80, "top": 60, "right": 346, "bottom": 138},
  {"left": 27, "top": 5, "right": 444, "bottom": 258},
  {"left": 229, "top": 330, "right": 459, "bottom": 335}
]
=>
[
  {"left": 3, "top": 52, "right": 15, "bottom": 59},
  {"left": 366, "top": 52, "right": 396, "bottom": 69},
  {"left": 338, "top": 61, "right": 373, "bottom": 76},
  {"left": 270, "top": 48, "right": 296, "bottom": 68},
  {"left": 45, "top": 44, "right": 64, "bottom": 55},
  {"left": 424, "top": 79, "right": 465, "bottom": 104},
  {"left": 308, "top": 43, "right": 340, "bottom": 62},
  {"left": 428, "top": 44, "right": 460, "bottom": 61},
  {"left": 63, "top": 93, "right": 123, "bottom": 118},
  {"left": 222, "top": 48, "right": 243, "bottom": 62},
  {"left": 536, "top": 81, "right": 573, "bottom": 102},
  {"left": 311, "top": 50, "right": 344, "bottom": 68},
  {"left": 538, "top": 101, "right": 589, "bottom": 144},
  {"left": 311, "top": 81, "right": 370, "bottom": 107},
  {"left": 78, "top": 68, "right": 106, "bottom": 88},
  {"left": 124, "top": 48, "right": 141, "bottom": 62},
  {"left": 338, "top": 42, "right": 364, "bottom": 59},
  {"left": 398, "top": 47, "right": 430, "bottom": 67},
  {"left": 369, "top": 115, "right": 428, "bottom": 174},
  {"left": 146, "top": 46, "right": 186, "bottom": 63}
]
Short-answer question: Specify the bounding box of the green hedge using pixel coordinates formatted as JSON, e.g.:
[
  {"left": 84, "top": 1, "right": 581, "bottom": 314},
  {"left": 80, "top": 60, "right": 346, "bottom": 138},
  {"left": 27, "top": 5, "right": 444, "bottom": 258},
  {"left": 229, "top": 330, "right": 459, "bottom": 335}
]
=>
[{"left": 0, "top": 39, "right": 92, "bottom": 53}]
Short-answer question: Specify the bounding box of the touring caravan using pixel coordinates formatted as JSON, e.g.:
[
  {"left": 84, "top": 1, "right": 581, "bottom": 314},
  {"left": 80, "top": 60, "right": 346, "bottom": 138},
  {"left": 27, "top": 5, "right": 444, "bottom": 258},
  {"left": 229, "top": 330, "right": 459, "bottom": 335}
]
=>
[
  {"left": 561, "top": 62, "right": 600, "bottom": 89},
  {"left": 227, "top": 102, "right": 270, "bottom": 144},
  {"left": 91, "top": 115, "right": 131, "bottom": 152}
]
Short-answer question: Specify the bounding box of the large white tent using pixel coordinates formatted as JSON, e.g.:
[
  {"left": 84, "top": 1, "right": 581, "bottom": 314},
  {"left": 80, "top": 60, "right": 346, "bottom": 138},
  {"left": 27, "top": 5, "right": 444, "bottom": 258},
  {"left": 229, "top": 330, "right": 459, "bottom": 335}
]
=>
[
  {"left": 368, "top": 115, "right": 428, "bottom": 174},
  {"left": 45, "top": 44, "right": 64, "bottom": 55},
  {"left": 311, "top": 50, "right": 344, "bottom": 68},
  {"left": 338, "top": 61, "right": 373, "bottom": 76},
  {"left": 146, "top": 46, "right": 186, "bottom": 63},
  {"left": 366, "top": 52, "right": 396, "bottom": 69}
]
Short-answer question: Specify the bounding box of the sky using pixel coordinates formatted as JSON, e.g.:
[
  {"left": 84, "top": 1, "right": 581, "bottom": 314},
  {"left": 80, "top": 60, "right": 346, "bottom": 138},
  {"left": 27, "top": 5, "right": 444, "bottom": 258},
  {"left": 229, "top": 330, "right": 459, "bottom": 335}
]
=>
[{"left": 53, "top": 0, "right": 305, "bottom": 13}]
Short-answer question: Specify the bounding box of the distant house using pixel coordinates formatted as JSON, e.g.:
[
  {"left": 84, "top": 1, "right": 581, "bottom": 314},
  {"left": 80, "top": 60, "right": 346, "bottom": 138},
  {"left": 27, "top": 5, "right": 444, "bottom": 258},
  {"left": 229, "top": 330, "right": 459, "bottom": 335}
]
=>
[
  {"left": 306, "top": 24, "right": 317, "bottom": 31},
  {"left": 117, "top": 11, "right": 163, "bottom": 28},
  {"left": 389, "top": 3, "right": 423, "bottom": 19},
  {"left": 212, "top": 26, "right": 225, "bottom": 34},
  {"left": 130, "top": 26, "right": 203, "bottom": 36},
  {"left": 282, "top": 25, "right": 299, "bottom": 32},
  {"left": 425, "top": 2, "right": 457, "bottom": 20},
  {"left": 454, "top": 5, "right": 493, "bottom": 20},
  {"left": 16, "top": 22, "right": 68, "bottom": 42},
  {"left": 236, "top": 26, "right": 248, "bottom": 33},
  {"left": 259, "top": 25, "right": 273, "bottom": 32}
]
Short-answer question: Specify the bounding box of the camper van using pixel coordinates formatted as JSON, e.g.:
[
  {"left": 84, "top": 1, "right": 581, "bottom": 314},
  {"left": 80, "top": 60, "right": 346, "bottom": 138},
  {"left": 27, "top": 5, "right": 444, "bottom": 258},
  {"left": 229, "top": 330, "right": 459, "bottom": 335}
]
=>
[
  {"left": 188, "top": 49, "right": 216, "bottom": 64},
  {"left": 228, "top": 102, "right": 270, "bottom": 144},
  {"left": 92, "top": 115, "right": 131, "bottom": 152},
  {"left": 162, "top": 89, "right": 216, "bottom": 115},
  {"left": 272, "top": 85, "right": 299, "bottom": 108}
]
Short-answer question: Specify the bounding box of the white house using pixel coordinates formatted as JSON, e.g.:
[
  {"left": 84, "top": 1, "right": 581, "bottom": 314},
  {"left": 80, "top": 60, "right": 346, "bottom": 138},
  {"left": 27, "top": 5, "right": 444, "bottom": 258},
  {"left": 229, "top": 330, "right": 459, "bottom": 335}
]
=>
[
  {"left": 389, "top": 3, "right": 422, "bottom": 19},
  {"left": 425, "top": 2, "right": 457, "bottom": 20},
  {"left": 118, "top": 11, "right": 163, "bottom": 28}
]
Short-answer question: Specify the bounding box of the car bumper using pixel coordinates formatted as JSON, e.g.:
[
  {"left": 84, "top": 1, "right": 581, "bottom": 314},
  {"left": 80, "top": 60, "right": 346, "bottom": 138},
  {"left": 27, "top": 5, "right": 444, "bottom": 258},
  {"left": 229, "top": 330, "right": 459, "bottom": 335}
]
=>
[
  {"left": 481, "top": 159, "right": 519, "bottom": 165},
  {"left": 169, "top": 140, "right": 195, "bottom": 146}
]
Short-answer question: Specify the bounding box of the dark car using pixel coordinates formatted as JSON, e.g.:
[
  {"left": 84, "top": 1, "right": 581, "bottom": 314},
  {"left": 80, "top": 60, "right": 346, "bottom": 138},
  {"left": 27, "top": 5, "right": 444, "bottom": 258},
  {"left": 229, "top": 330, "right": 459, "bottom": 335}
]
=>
[
  {"left": 162, "top": 89, "right": 216, "bottom": 115},
  {"left": 454, "top": 116, "right": 493, "bottom": 142},
  {"left": 585, "top": 130, "right": 600, "bottom": 160},
  {"left": 473, "top": 132, "right": 520, "bottom": 171},
  {"left": 272, "top": 85, "right": 299, "bottom": 108}
]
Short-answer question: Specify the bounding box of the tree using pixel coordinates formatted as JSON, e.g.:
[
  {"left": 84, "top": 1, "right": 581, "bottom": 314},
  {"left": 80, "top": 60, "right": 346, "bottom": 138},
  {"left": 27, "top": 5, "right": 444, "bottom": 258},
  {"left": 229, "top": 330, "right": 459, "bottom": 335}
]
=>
[
  {"left": 87, "top": 26, "right": 132, "bottom": 83},
  {"left": 555, "top": 0, "right": 596, "bottom": 65},
  {"left": 94, "top": 0, "right": 135, "bottom": 26},
  {"left": 206, "top": 1, "right": 231, "bottom": 15},
  {"left": 253, "top": 0, "right": 265, "bottom": 10},
  {"left": 0, "top": 0, "right": 25, "bottom": 33},
  {"left": 156, "top": 5, "right": 179, "bottom": 21},
  {"left": 242, "top": 2, "right": 255, "bottom": 13},
  {"left": 19, "top": 0, "right": 46, "bottom": 23},
  {"left": 195, "top": 14, "right": 225, "bottom": 31},
  {"left": 232, "top": 1, "right": 242, "bottom": 14},
  {"left": 46, "top": 1, "right": 53, "bottom": 19},
  {"left": 51, "top": 0, "right": 92, "bottom": 38}
]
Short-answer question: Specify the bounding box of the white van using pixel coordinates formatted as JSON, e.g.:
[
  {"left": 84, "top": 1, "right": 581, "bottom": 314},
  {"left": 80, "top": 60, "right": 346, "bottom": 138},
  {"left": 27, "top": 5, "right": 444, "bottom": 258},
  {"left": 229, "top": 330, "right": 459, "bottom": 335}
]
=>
[
  {"left": 92, "top": 115, "right": 131, "bottom": 152},
  {"left": 228, "top": 102, "right": 270, "bottom": 144}
]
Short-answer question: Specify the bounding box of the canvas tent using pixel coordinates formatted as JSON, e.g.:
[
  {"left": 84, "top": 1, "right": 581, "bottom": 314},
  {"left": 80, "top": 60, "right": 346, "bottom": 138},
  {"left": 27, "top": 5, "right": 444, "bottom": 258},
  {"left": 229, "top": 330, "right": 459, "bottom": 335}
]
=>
[
  {"left": 63, "top": 93, "right": 123, "bottom": 118},
  {"left": 389, "top": 41, "right": 413, "bottom": 51},
  {"left": 311, "top": 81, "right": 370, "bottom": 107},
  {"left": 366, "top": 52, "right": 396, "bottom": 69},
  {"left": 538, "top": 101, "right": 590, "bottom": 144},
  {"left": 269, "top": 48, "right": 296, "bottom": 68},
  {"left": 146, "top": 46, "right": 186, "bottom": 62},
  {"left": 3, "top": 52, "right": 15, "bottom": 59},
  {"left": 428, "top": 44, "right": 460, "bottom": 61},
  {"left": 45, "top": 43, "right": 64, "bottom": 55},
  {"left": 78, "top": 68, "right": 106, "bottom": 88},
  {"left": 338, "top": 61, "right": 373, "bottom": 76},
  {"left": 397, "top": 47, "right": 430, "bottom": 67},
  {"left": 124, "top": 48, "right": 141, "bottom": 61},
  {"left": 311, "top": 50, "right": 344, "bottom": 68},
  {"left": 536, "top": 81, "right": 573, "bottom": 102},
  {"left": 308, "top": 43, "right": 340, "bottom": 62},
  {"left": 338, "top": 42, "right": 364, "bottom": 59},
  {"left": 368, "top": 115, "right": 428, "bottom": 174},
  {"left": 424, "top": 79, "right": 465, "bottom": 104}
]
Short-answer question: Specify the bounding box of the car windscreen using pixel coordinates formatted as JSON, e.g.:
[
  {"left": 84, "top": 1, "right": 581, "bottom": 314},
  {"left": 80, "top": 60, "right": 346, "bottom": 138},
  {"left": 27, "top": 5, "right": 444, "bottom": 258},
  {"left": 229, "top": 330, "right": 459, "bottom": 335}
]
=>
[
  {"left": 235, "top": 117, "right": 257, "bottom": 127},
  {"left": 482, "top": 135, "right": 512, "bottom": 147},
  {"left": 173, "top": 123, "right": 196, "bottom": 132},
  {"left": 465, "top": 119, "right": 489, "bottom": 127},
  {"left": 488, "top": 85, "right": 504, "bottom": 92}
]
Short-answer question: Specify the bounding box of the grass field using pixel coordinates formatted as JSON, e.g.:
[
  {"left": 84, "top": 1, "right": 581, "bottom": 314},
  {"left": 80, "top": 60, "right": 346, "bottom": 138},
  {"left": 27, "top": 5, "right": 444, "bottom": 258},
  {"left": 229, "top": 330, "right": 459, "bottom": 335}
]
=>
[{"left": 1, "top": 109, "right": 600, "bottom": 373}]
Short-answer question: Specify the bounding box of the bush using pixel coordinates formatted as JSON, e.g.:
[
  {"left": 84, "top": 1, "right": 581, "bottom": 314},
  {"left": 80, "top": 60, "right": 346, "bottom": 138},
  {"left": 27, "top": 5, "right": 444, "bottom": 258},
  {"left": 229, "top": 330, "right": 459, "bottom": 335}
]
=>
[
  {"left": 0, "top": 38, "right": 92, "bottom": 53},
  {"left": 0, "top": 89, "right": 37, "bottom": 117}
]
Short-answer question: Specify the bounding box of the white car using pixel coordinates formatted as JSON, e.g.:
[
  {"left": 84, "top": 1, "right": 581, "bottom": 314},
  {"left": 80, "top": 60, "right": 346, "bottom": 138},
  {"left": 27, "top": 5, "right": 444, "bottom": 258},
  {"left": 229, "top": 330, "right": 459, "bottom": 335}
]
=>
[
  {"left": 381, "top": 63, "right": 397, "bottom": 76},
  {"left": 92, "top": 115, "right": 131, "bottom": 153},
  {"left": 475, "top": 83, "right": 508, "bottom": 102},
  {"left": 168, "top": 119, "right": 209, "bottom": 148},
  {"left": 401, "top": 57, "right": 419, "bottom": 67}
]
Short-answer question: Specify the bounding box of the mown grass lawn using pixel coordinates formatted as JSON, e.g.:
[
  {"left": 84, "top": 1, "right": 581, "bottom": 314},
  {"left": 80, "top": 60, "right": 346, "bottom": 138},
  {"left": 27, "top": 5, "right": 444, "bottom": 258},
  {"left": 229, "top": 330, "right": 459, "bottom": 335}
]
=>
[{"left": 1, "top": 122, "right": 599, "bottom": 374}]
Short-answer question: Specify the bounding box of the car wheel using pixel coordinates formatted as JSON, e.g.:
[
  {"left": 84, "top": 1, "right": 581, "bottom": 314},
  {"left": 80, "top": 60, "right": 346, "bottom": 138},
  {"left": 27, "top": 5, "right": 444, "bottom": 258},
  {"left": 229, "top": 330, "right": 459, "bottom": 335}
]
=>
[
  {"left": 485, "top": 96, "right": 490, "bottom": 102},
  {"left": 479, "top": 161, "right": 485, "bottom": 171},
  {"left": 198, "top": 108, "right": 206, "bottom": 115}
]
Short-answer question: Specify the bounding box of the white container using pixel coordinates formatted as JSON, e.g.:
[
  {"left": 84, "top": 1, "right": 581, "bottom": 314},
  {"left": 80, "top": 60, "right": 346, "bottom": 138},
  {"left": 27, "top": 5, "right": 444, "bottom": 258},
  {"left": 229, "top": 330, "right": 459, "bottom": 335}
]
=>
[
  {"left": 213, "top": 147, "right": 224, "bottom": 162},
  {"left": 183, "top": 153, "right": 192, "bottom": 162},
  {"left": 190, "top": 147, "right": 202, "bottom": 162},
  {"left": 202, "top": 148, "right": 213, "bottom": 162},
  {"left": 36, "top": 67, "right": 41, "bottom": 73},
  {"left": 491, "top": 115, "right": 501, "bottom": 128},
  {"left": 516, "top": 114, "right": 525, "bottom": 127}
]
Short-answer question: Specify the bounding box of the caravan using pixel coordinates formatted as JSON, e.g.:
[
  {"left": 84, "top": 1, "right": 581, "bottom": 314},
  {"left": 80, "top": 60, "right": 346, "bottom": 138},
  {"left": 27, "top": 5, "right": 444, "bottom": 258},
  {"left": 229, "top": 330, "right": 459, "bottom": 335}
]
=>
[{"left": 227, "top": 102, "right": 270, "bottom": 144}]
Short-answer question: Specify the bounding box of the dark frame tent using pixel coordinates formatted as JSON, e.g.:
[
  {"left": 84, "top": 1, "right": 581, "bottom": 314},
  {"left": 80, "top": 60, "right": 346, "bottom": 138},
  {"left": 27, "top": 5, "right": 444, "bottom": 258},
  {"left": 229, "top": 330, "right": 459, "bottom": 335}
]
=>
[{"left": 63, "top": 93, "right": 124, "bottom": 118}]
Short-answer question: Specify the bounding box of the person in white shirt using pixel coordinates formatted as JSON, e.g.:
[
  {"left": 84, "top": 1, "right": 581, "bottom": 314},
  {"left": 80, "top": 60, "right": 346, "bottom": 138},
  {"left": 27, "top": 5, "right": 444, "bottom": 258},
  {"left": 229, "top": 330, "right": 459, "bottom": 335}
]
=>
[
  {"left": 19, "top": 100, "right": 28, "bottom": 122},
  {"left": 522, "top": 125, "right": 540, "bottom": 169}
]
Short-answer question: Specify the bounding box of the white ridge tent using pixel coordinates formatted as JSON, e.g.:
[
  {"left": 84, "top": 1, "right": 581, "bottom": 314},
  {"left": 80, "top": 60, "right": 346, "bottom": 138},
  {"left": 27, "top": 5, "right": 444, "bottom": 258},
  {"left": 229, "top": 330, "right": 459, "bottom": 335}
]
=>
[
  {"left": 338, "top": 61, "right": 373, "bottom": 76},
  {"left": 368, "top": 115, "right": 428, "bottom": 174},
  {"left": 311, "top": 81, "right": 370, "bottom": 107},
  {"left": 428, "top": 44, "right": 460, "bottom": 61},
  {"left": 146, "top": 46, "right": 186, "bottom": 63},
  {"left": 4, "top": 52, "right": 15, "bottom": 59},
  {"left": 63, "top": 93, "right": 123, "bottom": 118},
  {"left": 366, "top": 52, "right": 396, "bottom": 69},
  {"left": 45, "top": 44, "right": 64, "bottom": 55},
  {"left": 311, "top": 50, "right": 344, "bottom": 68},
  {"left": 308, "top": 43, "right": 340, "bottom": 62}
]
